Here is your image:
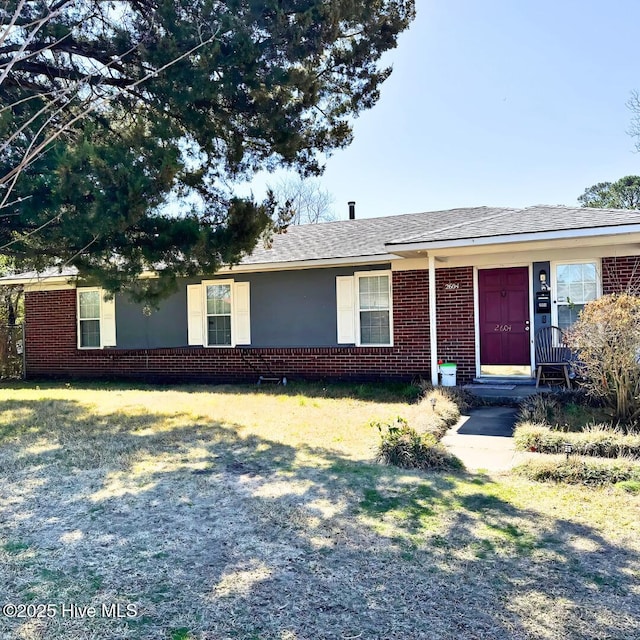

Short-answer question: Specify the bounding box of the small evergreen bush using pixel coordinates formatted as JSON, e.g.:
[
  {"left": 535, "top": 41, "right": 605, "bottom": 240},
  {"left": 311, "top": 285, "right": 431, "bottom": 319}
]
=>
[{"left": 374, "top": 418, "right": 463, "bottom": 471}]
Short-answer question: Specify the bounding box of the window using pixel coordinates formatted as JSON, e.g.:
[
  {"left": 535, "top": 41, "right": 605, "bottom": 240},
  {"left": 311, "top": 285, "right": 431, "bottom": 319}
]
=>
[
  {"left": 206, "top": 283, "right": 232, "bottom": 346},
  {"left": 187, "top": 280, "right": 251, "bottom": 347},
  {"left": 336, "top": 271, "right": 393, "bottom": 346},
  {"left": 358, "top": 274, "right": 391, "bottom": 345},
  {"left": 553, "top": 261, "right": 599, "bottom": 331},
  {"left": 77, "top": 288, "right": 116, "bottom": 349},
  {"left": 78, "top": 290, "right": 101, "bottom": 348}
]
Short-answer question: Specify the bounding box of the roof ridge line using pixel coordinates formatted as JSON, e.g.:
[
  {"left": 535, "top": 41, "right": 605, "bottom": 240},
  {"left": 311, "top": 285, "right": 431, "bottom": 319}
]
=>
[
  {"left": 387, "top": 207, "right": 518, "bottom": 245},
  {"left": 291, "top": 205, "right": 503, "bottom": 229}
]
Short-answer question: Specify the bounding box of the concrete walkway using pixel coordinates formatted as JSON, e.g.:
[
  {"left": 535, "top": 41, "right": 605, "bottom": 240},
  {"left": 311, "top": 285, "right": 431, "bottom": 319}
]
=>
[{"left": 442, "top": 406, "right": 530, "bottom": 472}]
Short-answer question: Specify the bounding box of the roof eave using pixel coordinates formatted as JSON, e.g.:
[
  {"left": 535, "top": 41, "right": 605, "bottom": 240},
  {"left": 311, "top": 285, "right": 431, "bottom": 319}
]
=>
[
  {"left": 385, "top": 223, "right": 640, "bottom": 253},
  {"left": 2, "top": 253, "right": 400, "bottom": 287},
  {"left": 221, "top": 253, "right": 399, "bottom": 273},
  {"left": 0, "top": 274, "right": 76, "bottom": 286}
]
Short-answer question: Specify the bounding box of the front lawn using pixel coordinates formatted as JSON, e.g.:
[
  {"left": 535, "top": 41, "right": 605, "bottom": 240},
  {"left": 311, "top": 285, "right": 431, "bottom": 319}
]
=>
[{"left": 0, "top": 382, "right": 638, "bottom": 639}]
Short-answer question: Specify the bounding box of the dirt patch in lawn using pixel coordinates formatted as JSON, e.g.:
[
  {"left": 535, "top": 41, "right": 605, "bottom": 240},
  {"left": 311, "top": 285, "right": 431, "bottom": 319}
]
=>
[{"left": 0, "top": 383, "right": 638, "bottom": 640}]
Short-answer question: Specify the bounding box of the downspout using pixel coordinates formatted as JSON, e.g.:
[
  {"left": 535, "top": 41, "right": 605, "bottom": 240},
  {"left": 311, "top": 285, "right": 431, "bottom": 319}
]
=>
[{"left": 428, "top": 254, "right": 438, "bottom": 385}]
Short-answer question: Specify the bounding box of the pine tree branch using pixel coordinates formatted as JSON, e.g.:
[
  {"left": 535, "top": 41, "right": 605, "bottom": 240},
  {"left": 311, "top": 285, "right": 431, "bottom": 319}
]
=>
[
  {"left": 1, "top": 27, "right": 220, "bottom": 210},
  {"left": 0, "top": 0, "right": 75, "bottom": 85}
]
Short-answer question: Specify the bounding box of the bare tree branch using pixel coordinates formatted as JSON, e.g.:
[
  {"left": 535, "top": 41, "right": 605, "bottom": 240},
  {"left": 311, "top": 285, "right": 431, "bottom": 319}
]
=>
[
  {"left": 269, "top": 175, "right": 336, "bottom": 225},
  {"left": 0, "top": 0, "right": 220, "bottom": 216}
]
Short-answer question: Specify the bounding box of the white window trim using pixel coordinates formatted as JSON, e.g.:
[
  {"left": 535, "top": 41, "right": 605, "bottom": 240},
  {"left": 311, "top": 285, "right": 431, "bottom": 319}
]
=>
[
  {"left": 77, "top": 287, "right": 116, "bottom": 349},
  {"left": 355, "top": 270, "right": 394, "bottom": 347},
  {"left": 77, "top": 287, "right": 102, "bottom": 349},
  {"left": 202, "top": 279, "right": 235, "bottom": 348},
  {"left": 550, "top": 259, "right": 601, "bottom": 328}
]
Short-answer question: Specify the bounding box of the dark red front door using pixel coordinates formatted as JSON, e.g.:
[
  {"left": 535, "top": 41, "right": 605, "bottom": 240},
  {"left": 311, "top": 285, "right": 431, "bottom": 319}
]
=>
[{"left": 479, "top": 267, "right": 530, "bottom": 366}]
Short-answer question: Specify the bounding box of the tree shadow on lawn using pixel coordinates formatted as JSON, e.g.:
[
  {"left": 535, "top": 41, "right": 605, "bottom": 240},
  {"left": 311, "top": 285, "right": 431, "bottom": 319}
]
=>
[{"left": 0, "top": 398, "right": 638, "bottom": 640}]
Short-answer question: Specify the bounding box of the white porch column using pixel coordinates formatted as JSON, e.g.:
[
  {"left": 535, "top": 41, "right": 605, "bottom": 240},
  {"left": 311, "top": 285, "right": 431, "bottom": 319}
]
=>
[{"left": 428, "top": 254, "right": 438, "bottom": 385}]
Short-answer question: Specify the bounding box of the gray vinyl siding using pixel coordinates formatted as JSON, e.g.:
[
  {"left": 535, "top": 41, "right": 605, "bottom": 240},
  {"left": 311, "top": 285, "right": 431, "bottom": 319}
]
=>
[
  {"left": 115, "top": 284, "right": 194, "bottom": 349},
  {"left": 115, "top": 265, "right": 389, "bottom": 349}
]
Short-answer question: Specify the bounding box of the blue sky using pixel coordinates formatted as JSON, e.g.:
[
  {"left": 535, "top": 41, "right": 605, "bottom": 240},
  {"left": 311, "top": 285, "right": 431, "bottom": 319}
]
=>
[{"left": 244, "top": 0, "right": 640, "bottom": 220}]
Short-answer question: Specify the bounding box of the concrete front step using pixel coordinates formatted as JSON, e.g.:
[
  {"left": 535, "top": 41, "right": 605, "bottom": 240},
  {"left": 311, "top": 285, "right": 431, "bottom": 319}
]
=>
[
  {"left": 472, "top": 376, "right": 536, "bottom": 386},
  {"left": 464, "top": 382, "right": 547, "bottom": 405}
]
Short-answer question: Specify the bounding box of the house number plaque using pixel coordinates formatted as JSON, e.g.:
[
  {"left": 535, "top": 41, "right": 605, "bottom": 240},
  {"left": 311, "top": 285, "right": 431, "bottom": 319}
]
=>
[
  {"left": 494, "top": 324, "right": 512, "bottom": 332},
  {"left": 444, "top": 283, "right": 459, "bottom": 290}
]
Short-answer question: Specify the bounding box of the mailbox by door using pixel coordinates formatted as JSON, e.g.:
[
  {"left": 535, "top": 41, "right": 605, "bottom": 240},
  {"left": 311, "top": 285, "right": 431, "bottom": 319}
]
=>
[{"left": 535, "top": 291, "right": 551, "bottom": 314}]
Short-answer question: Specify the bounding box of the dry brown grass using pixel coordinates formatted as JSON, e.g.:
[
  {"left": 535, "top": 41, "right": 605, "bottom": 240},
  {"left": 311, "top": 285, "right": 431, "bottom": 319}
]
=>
[{"left": 0, "top": 382, "right": 638, "bottom": 640}]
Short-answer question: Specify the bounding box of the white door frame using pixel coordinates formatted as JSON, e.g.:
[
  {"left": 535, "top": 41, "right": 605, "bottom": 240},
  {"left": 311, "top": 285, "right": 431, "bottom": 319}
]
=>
[{"left": 473, "top": 263, "right": 535, "bottom": 378}]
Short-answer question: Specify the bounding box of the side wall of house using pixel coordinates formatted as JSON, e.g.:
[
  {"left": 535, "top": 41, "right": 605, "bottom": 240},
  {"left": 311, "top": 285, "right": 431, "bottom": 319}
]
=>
[
  {"left": 25, "top": 255, "right": 640, "bottom": 384},
  {"left": 24, "top": 270, "right": 434, "bottom": 382}
]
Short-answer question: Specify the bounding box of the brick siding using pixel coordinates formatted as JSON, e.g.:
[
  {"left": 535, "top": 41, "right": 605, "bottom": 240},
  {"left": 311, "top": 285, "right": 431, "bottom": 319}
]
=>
[
  {"left": 435, "top": 267, "right": 476, "bottom": 382},
  {"left": 601, "top": 256, "right": 640, "bottom": 294}
]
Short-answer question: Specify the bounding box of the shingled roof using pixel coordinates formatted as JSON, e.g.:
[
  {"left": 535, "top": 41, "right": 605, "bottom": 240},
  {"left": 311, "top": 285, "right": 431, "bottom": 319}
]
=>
[
  {"left": 245, "top": 204, "right": 640, "bottom": 264},
  {"left": 3, "top": 205, "right": 640, "bottom": 283},
  {"left": 243, "top": 206, "right": 501, "bottom": 263},
  {"left": 387, "top": 205, "right": 640, "bottom": 245}
]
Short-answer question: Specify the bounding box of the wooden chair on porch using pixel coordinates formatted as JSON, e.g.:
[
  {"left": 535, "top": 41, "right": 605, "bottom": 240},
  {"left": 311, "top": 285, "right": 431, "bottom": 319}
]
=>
[{"left": 535, "top": 326, "right": 573, "bottom": 388}]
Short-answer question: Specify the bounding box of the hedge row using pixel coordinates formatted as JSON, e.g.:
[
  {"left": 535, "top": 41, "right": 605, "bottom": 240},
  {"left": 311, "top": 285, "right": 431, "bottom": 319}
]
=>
[
  {"left": 514, "top": 423, "right": 640, "bottom": 459},
  {"left": 513, "top": 457, "right": 640, "bottom": 486}
]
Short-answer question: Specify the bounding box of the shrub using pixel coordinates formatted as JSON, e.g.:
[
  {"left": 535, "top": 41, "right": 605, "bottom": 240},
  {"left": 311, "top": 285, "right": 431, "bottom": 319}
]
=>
[
  {"left": 514, "top": 422, "right": 640, "bottom": 458},
  {"left": 551, "top": 387, "right": 602, "bottom": 407},
  {"left": 518, "top": 394, "right": 562, "bottom": 425},
  {"left": 408, "top": 387, "right": 462, "bottom": 440},
  {"left": 416, "top": 380, "right": 479, "bottom": 413},
  {"left": 566, "top": 293, "right": 640, "bottom": 422},
  {"left": 513, "top": 457, "right": 640, "bottom": 486},
  {"left": 514, "top": 422, "right": 565, "bottom": 454},
  {"left": 517, "top": 391, "right": 618, "bottom": 432},
  {"left": 374, "top": 418, "right": 463, "bottom": 471}
]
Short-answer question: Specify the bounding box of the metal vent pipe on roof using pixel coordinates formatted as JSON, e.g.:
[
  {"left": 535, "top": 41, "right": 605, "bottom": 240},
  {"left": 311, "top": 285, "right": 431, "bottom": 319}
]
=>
[{"left": 348, "top": 201, "right": 356, "bottom": 220}]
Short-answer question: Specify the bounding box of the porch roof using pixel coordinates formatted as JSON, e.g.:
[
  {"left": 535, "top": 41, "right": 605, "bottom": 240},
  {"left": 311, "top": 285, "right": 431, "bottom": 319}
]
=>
[{"left": 384, "top": 205, "right": 640, "bottom": 249}]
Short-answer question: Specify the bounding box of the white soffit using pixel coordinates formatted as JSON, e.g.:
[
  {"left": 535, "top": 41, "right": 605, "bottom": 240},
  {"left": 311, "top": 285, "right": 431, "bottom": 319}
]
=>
[
  {"left": 387, "top": 226, "right": 640, "bottom": 255},
  {"left": 392, "top": 231, "right": 640, "bottom": 260}
]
